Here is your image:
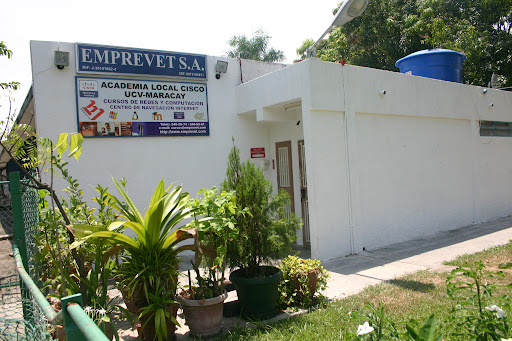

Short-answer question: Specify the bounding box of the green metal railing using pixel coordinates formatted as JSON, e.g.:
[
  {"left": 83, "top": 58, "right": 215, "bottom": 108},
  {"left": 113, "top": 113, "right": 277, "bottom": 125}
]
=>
[
  {"left": 0, "top": 173, "right": 48, "bottom": 340},
  {"left": 13, "top": 244, "right": 109, "bottom": 341},
  {"left": 4, "top": 172, "right": 110, "bottom": 340}
]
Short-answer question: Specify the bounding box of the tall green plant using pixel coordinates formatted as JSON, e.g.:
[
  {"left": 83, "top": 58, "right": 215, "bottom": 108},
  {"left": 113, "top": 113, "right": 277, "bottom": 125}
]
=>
[
  {"left": 185, "top": 187, "right": 245, "bottom": 298},
  {"left": 72, "top": 179, "right": 203, "bottom": 341},
  {"left": 222, "top": 141, "right": 301, "bottom": 277}
]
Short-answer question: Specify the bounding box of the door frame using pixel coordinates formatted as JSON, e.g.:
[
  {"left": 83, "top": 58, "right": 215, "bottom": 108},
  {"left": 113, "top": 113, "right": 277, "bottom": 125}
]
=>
[{"left": 298, "top": 139, "right": 310, "bottom": 246}]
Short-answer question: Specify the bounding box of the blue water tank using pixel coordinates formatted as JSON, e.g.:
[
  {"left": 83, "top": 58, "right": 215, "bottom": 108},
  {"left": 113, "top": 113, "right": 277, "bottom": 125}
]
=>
[{"left": 395, "top": 49, "right": 466, "bottom": 83}]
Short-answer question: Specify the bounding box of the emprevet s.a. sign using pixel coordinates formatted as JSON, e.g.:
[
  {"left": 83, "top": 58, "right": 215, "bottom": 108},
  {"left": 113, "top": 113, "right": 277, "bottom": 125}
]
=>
[{"left": 76, "top": 43, "right": 207, "bottom": 79}]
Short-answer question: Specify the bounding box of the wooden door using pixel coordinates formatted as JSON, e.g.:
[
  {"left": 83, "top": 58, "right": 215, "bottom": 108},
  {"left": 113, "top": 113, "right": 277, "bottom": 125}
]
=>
[{"left": 275, "top": 141, "right": 294, "bottom": 216}]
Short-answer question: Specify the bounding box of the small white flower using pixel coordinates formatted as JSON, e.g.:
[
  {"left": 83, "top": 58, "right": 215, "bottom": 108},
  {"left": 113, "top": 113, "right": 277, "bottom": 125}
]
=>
[
  {"left": 97, "top": 308, "right": 106, "bottom": 316},
  {"left": 83, "top": 306, "right": 92, "bottom": 314},
  {"left": 357, "top": 322, "right": 375, "bottom": 336},
  {"left": 486, "top": 304, "right": 506, "bottom": 318}
]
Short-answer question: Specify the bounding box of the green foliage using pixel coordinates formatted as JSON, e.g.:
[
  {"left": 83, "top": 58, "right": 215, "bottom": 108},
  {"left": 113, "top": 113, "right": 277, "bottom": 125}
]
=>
[
  {"left": 315, "top": 0, "right": 512, "bottom": 87},
  {"left": 138, "top": 286, "right": 178, "bottom": 341},
  {"left": 36, "top": 206, "right": 80, "bottom": 297},
  {"left": 295, "top": 39, "right": 315, "bottom": 62},
  {"left": 406, "top": 314, "right": 443, "bottom": 341},
  {"left": 350, "top": 303, "right": 402, "bottom": 340},
  {"left": 74, "top": 185, "right": 120, "bottom": 338},
  {"left": 0, "top": 41, "right": 13, "bottom": 58},
  {"left": 34, "top": 133, "right": 95, "bottom": 299},
  {"left": 278, "top": 256, "right": 329, "bottom": 309},
  {"left": 222, "top": 141, "right": 302, "bottom": 277},
  {"left": 227, "top": 29, "right": 285, "bottom": 62},
  {"left": 55, "top": 132, "right": 84, "bottom": 160},
  {"left": 185, "top": 187, "right": 246, "bottom": 298},
  {"left": 2, "top": 124, "right": 38, "bottom": 174},
  {"left": 446, "top": 261, "right": 511, "bottom": 340},
  {"left": 71, "top": 178, "right": 202, "bottom": 341}
]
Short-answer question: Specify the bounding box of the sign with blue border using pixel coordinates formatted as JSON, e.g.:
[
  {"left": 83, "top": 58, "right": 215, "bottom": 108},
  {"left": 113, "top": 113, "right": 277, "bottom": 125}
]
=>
[
  {"left": 76, "top": 43, "right": 207, "bottom": 79},
  {"left": 76, "top": 76, "right": 209, "bottom": 137}
]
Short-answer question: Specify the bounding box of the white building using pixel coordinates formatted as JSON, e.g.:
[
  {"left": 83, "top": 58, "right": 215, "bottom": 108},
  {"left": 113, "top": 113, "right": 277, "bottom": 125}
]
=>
[{"left": 14, "top": 40, "right": 512, "bottom": 262}]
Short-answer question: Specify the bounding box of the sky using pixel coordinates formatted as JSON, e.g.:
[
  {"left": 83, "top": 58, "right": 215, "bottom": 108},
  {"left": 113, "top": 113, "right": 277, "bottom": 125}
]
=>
[{"left": 0, "top": 0, "right": 340, "bottom": 118}]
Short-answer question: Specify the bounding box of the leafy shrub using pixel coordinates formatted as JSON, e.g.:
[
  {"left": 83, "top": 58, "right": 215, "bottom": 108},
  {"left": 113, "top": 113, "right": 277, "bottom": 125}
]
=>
[
  {"left": 278, "top": 255, "right": 329, "bottom": 308},
  {"left": 446, "top": 261, "right": 511, "bottom": 340},
  {"left": 222, "top": 141, "right": 301, "bottom": 277}
]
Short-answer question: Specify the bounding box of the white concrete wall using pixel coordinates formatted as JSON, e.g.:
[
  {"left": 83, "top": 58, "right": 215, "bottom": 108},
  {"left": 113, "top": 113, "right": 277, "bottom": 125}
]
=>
[
  {"left": 353, "top": 114, "right": 474, "bottom": 251},
  {"left": 237, "top": 58, "right": 512, "bottom": 262},
  {"left": 30, "top": 41, "right": 280, "bottom": 210}
]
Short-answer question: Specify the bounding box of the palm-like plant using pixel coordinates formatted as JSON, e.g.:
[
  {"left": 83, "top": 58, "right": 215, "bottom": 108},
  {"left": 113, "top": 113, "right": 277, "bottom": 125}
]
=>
[{"left": 72, "top": 178, "right": 202, "bottom": 341}]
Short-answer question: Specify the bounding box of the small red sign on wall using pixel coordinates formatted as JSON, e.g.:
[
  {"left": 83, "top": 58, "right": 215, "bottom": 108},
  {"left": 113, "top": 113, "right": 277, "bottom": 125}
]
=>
[{"left": 251, "top": 148, "right": 265, "bottom": 158}]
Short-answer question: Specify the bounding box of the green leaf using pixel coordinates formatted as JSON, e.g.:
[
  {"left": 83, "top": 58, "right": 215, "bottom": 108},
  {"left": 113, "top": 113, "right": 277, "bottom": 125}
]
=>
[
  {"left": 68, "top": 133, "right": 84, "bottom": 160},
  {"left": 112, "top": 178, "right": 144, "bottom": 225},
  {"left": 419, "top": 314, "right": 436, "bottom": 340},
  {"left": 70, "top": 223, "right": 108, "bottom": 238},
  {"left": 70, "top": 230, "right": 138, "bottom": 250},
  {"left": 55, "top": 133, "right": 69, "bottom": 157},
  {"left": 155, "top": 308, "right": 166, "bottom": 340}
]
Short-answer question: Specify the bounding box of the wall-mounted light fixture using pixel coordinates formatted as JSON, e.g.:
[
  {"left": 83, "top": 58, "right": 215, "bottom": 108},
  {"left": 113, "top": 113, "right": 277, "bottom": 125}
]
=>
[
  {"left": 307, "top": 0, "right": 369, "bottom": 58},
  {"left": 215, "top": 60, "right": 229, "bottom": 79},
  {"left": 54, "top": 51, "right": 69, "bottom": 70}
]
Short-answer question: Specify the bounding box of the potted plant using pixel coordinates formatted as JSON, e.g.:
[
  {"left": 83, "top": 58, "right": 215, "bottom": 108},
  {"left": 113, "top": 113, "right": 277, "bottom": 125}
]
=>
[
  {"left": 72, "top": 178, "right": 203, "bottom": 341},
  {"left": 176, "top": 187, "right": 243, "bottom": 337},
  {"left": 222, "top": 141, "right": 302, "bottom": 319},
  {"left": 278, "top": 255, "right": 330, "bottom": 309}
]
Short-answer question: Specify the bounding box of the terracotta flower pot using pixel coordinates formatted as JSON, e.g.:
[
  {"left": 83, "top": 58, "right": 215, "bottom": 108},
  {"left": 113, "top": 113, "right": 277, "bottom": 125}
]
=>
[
  {"left": 293, "top": 270, "right": 318, "bottom": 298},
  {"left": 177, "top": 292, "right": 227, "bottom": 337},
  {"left": 120, "top": 286, "right": 142, "bottom": 315}
]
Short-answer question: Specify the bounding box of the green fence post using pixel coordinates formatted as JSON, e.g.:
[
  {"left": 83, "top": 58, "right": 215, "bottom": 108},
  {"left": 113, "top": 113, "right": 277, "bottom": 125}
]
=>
[
  {"left": 61, "top": 293, "right": 110, "bottom": 341},
  {"left": 62, "top": 293, "right": 88, "bottom": 341},
  {"left": 9, "top": 171, "right": 33, "bottom": 322},
  {"left": 9, "top": 171, "right": 27, "bottom": 269}
]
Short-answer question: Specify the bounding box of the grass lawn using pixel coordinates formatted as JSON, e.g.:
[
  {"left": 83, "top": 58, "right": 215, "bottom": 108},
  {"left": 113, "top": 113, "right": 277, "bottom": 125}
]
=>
[{"left": 216, "top": 242, "right": 512, "bottom": 340}]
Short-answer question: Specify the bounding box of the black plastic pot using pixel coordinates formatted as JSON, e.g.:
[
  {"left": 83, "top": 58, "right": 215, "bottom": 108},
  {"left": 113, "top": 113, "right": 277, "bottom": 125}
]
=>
[{"left": 229, "top": 266, "right": 282, "bottom": 319}]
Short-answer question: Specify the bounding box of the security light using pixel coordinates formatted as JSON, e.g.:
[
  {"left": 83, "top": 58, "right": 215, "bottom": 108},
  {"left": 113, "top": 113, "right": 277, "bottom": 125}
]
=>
[
  {"left": 307, "top": 0, "right": 369, "bottom": 58},
  {"left": 54, "top": 50, "right": 69, "bottom": 70},
  {"left": 215, "top": 60, "right": 229, "bottom": 79}
]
